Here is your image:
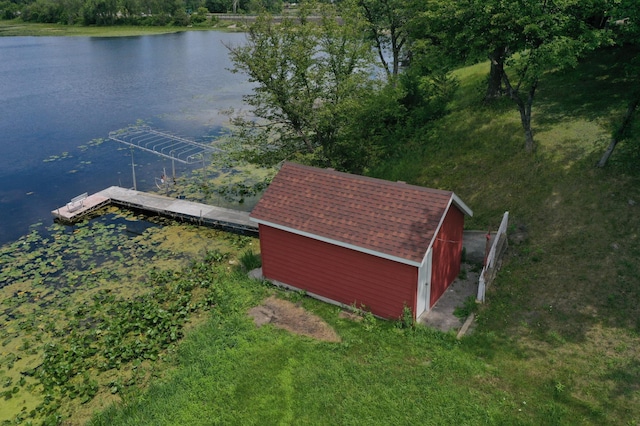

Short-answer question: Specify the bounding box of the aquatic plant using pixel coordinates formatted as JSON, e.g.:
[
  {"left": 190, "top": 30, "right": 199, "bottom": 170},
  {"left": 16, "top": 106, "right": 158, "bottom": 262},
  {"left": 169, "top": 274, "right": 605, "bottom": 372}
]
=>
[{"left": 0, "top": 207, "right": 258, "bottom": 425}]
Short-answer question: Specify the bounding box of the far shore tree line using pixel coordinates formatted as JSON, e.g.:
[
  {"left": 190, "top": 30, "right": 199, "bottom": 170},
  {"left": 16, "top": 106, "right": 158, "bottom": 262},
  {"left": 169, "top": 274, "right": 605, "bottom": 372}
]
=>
[{"left": 0, "top": 0, "right": 284, "bottom": 26}]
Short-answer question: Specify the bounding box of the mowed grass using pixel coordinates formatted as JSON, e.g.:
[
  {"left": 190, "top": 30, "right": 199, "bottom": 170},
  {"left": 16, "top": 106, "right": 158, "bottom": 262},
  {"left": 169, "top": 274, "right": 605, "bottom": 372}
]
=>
[
  {"left": 90, "top": 48, "right": 640, "bottom": 425},
  {"left": 92, "top": 285, "right": 503, "bottom": 425}
]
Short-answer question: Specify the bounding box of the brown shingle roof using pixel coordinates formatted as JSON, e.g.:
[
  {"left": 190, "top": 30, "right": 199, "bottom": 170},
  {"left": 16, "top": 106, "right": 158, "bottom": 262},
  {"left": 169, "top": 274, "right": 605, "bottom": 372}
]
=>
[{"left": 250, "top": 162, "right": 471, "bottom": 264}]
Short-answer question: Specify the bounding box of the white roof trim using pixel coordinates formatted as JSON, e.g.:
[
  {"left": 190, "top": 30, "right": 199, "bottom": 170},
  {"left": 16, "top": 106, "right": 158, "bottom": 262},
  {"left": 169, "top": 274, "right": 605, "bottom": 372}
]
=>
[
  {"left": 452, "top": 193, "right": 473, "bottom": 217},
  {"left": 421, "top": 193, "right": 471, "bottom": 262},
  {"left": 250, "top": 218, "right": 423, "bottom": 267},
  {"left": 424, "top": 197, "right": 453, "bottom": 256}
]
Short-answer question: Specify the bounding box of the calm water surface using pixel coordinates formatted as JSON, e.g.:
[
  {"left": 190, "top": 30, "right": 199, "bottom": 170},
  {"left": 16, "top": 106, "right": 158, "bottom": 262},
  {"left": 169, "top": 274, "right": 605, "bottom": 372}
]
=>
[{"left": 0, "top": 31, "right": 253, "bottom": 245}]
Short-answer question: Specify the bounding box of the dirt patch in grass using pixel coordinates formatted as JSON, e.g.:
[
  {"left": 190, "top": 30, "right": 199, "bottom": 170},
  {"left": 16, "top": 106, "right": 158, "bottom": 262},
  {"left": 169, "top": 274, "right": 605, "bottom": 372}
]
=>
[{"left": 248, "top": 296, "right": 341, "bottom": 342}]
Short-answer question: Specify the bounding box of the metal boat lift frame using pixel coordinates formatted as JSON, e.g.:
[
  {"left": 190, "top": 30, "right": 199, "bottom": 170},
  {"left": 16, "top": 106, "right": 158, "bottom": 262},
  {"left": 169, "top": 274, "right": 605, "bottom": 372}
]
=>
[{"left": 109, "top": 126, "right": 219, "bottom": 190}]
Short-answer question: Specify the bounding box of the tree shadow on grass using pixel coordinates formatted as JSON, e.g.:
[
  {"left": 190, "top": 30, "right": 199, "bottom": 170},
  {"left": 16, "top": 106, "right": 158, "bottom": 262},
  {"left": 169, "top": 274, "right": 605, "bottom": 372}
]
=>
[
  {"left": 602, "top": 358, "right": 640, "bottom": 398},
  {"left": 535, "top": 46, "right": 639, "bottom": 129},
  {"left": 381, "top": 51, "right": 640, "bottom": 348}
]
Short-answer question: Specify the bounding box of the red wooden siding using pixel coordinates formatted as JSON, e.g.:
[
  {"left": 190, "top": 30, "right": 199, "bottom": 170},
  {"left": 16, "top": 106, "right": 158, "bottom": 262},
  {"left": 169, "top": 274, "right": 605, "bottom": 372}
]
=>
[
  {"left": 429, "top": 206, "right": 465, "bottom": 307},
  {"left": 259, "top": 224, "right": 417, "bottom": 319}
]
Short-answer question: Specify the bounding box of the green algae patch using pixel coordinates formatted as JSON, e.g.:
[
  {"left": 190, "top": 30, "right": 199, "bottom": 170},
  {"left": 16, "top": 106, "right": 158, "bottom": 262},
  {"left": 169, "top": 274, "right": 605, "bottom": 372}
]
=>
[
  {"left": 0, "top": 337, "right": 43, "bottom": 424},
  {"left": 158, "top": 162, "right": 276, "bottom": 210},
  {"left": 0, "top": 208, "right": 258, "bottom": 425}
]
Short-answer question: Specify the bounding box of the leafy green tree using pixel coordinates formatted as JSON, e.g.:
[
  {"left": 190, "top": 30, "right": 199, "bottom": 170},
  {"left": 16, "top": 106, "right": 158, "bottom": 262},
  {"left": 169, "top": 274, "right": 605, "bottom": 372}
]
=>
[
  {"left": 398, "top": 56, "right": 458, "bottom": 126},
  {"left": 172, "top": 4, "right": 190, "bottom": 25},
  {"left": 226, "top": 2, "right": 378, "bottom": 172},
  {"left": 116, "top": 0, "right": 143, "bottom": 21},
  {"left": 59, "top": 0, "right": 83, "bottom": 23},
  {"left": 204, "top": 0, "right": 228, "bottom": 12},
  {"left": 190, "top": 6, "right": 209, "bottom": 23},
  {"left": 82, "top": 0, "right": 118, "bottom": 24},
  {"left": 0, "top": 0, "right": 20, "bottom": 19},
  {"left": 22, "top": 0, "right": 66, "bottom": 23},
  {"left": 334, "top": 83, "right": 407, "bottom": 165},
  {"left": 205, "top": 0, "right": 249, "bottom": 12},
  {"left": 185, "top": 0, "right": 203, "bottom": 12},
  {"left": 247, "top": 0, "right": 282, "bottom": 13},
  {"left": 411, "top": 0, "right": 609, "bottom": 152},
  {"left": 347, "top": 0, "right": 409, "bottom": 81},
  {"left": 405, "top": 0, "right": 504, "bottom": 99},
  {"left": 502, "top": 1, "right": 610, "bottom": 152}
]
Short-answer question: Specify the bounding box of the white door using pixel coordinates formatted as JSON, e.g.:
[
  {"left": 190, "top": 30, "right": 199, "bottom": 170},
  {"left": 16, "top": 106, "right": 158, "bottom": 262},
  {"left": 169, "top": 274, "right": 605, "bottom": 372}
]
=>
[{"left": 416, "top": 249, "right": 432, "bottom": 317}]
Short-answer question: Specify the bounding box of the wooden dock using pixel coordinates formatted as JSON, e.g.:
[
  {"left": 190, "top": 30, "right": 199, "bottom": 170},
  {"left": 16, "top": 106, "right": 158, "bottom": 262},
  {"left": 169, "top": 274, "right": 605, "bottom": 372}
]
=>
[
  {"left": 51, "top": 194, "right": 111, "bottom": 222},
  {"left": 52, "top": 186, "right": 258, "bottom": 236}
]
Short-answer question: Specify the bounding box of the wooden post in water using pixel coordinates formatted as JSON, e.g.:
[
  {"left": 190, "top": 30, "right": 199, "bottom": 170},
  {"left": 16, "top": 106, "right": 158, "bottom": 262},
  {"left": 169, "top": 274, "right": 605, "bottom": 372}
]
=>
[
  {"left": 130, "top": 148, "right": 137, "bottom": 191},
  {"left": 202, "top": 154, "right": 206, "bottom": 187},
  {"left": 171, "top": 151, "right": 176, "bottom": 181}
]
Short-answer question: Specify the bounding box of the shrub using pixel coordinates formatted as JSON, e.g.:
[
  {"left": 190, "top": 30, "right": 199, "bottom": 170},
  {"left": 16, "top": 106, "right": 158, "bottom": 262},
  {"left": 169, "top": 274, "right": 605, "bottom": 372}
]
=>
[
  {"left": 395, "top": 304, "right": 415, "bottom": 329},
  {"left": 453, "top": 296, "right": 478, "bottom": 319},
  {"left": 238, "top": 249, "right": 261, "bottom": 271}
]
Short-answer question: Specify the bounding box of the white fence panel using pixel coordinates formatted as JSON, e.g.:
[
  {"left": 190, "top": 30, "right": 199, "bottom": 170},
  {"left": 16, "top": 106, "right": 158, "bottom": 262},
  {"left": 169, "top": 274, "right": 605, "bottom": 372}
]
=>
[{"left": 477, "top": 211, "right": 509, "bottom": 303}]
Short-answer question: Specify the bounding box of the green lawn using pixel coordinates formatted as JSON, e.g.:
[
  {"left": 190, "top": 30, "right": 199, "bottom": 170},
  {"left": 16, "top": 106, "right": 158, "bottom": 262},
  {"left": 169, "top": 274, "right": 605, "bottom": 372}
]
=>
[{"left": 87, "top": 47, "right": 640, "bottom": 425}]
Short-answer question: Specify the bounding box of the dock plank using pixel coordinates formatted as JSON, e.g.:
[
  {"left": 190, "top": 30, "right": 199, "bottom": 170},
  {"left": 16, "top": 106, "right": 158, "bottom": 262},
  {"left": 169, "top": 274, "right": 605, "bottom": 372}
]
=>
[
  {"left": 52, "top": 186, "right": 257, "bottom": 235},
  {"left": 51, "top": 194, "right": 110, "bottom": 222}
]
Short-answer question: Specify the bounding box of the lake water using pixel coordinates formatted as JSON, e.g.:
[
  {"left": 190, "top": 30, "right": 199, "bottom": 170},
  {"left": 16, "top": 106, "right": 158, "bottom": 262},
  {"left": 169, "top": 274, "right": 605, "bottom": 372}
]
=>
[{"left": 0, "top": 31, "right": 253, "bottom": 245}]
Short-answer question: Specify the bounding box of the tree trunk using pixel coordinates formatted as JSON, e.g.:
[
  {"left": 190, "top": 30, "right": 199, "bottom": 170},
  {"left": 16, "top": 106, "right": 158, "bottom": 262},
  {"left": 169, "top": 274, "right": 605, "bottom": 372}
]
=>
[
  {"left": 485, "top": 47, "right": 507, "bottom": 101},
  {"left": 523, "top": 83, "right": 537, "bottom": 153},
  {"left": 598, "top": 139, "right": 620, "bottom": 168},
  {"left": 516, "top": 100, "right": 535, "bottom": 153},
  {"left": 503, "top": 71, "right": 538, "bottom": 152},
  {"left": 597, "top": 92, "right": 640, "bottom": 167},
  {"left": 523, "top": 121, "right": 535, "bottom": 153}
]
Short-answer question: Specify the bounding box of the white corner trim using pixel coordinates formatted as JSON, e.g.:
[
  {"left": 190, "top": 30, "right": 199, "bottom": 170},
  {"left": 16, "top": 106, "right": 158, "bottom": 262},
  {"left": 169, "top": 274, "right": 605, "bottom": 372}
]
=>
[
  {"left": 424, "top": 197, "right": 453, "bottom": 256},
  {"left": 420, "top": 193, "right": 471, "bottom": 264},
  {"left": 452, "top": 193, "right": 473, "bottom": 217},
  {"left": 251, "top": 219, "right": 422, "bottom": 267}
]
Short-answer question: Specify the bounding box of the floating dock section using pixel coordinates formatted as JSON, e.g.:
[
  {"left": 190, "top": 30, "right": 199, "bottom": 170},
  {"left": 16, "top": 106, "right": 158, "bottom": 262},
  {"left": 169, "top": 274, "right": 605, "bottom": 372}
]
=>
[{"left": 52, "top": 186, "right": 257, "bottom": 236}]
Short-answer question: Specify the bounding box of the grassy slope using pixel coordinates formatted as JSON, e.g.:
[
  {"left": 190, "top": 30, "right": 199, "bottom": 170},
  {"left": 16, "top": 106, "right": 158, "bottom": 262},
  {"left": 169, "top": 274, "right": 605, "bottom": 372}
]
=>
[
  {"left": 90, "top": 48, "right": 640, "bottom": 425},
  {"left": 373, "top": 46, "right": 640, "bottom": 422}
]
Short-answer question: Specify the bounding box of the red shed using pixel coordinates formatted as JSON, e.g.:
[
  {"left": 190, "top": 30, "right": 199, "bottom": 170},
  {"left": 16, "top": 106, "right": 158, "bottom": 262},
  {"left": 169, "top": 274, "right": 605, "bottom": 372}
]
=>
[{"left": 249, "top": 163, "right": 473, "bottom": 320}]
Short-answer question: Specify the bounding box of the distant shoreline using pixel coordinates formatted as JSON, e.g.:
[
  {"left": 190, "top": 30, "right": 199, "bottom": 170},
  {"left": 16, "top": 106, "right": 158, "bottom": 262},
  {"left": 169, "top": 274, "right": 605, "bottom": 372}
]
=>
[{"left": 0, "top": 19, "right": 247, "bottom": 37}]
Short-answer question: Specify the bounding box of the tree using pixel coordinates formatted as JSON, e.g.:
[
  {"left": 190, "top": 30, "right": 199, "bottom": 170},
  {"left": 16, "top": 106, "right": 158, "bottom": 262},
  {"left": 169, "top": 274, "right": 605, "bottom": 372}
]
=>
[
  {"left": 597, "top": 5, "right": 640, "bottom": 167},
  {"left": 506, "top": 2, "right": 609, "bottom": 152},
  {"left": 406, "top": 0, "right": 518, "bottom": 100},
  {"left": 226, "top": 2, "right": 377, "bottom": 172},
  {"left": 81, "top": 0, "right": 117, "bottom": 24},
  {"left": 205, "top": 0, "right": 231, "bottom": 13},
  {"left": 413, "top": 0, "right": 609, "bottom": 152},
  {"left": 410, "top": 1, "right": 614, "bottom": 153},
  {"left": 247, "top": 0, "right": 282, "bottom": 14},
  {"left": 597, "top": 92, "right": 640, "bottom": 167},
  {"left": 22, "top": 0, "right": 66, "bottom": 22},
  {"left": 2, "top": 3, "right": 18, "bottom": 19},
  {"left": 347, "top": 0, "right": 409, "bottom": 81}
]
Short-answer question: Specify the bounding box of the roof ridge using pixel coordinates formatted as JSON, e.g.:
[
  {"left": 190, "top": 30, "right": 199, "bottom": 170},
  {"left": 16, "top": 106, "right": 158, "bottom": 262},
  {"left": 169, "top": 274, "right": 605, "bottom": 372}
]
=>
[{"left": 282, "top": 162, "right": 453, "bottom": 195}]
